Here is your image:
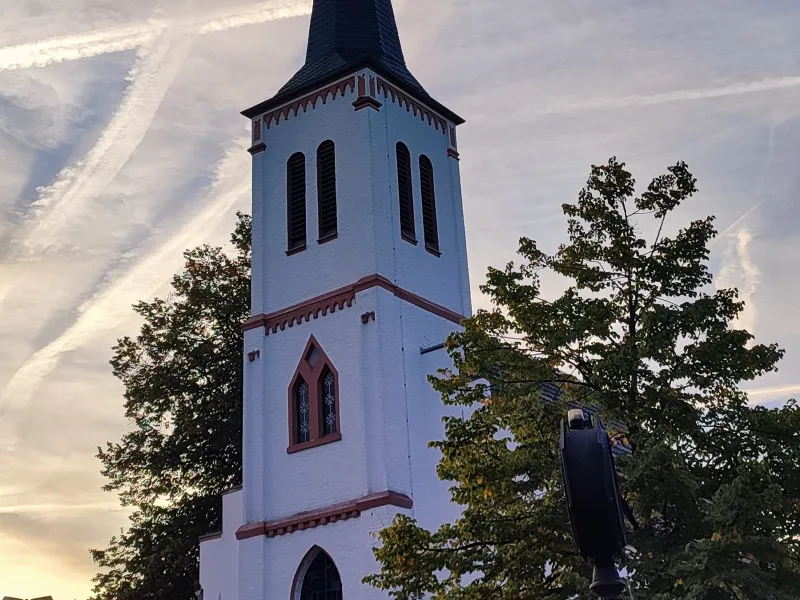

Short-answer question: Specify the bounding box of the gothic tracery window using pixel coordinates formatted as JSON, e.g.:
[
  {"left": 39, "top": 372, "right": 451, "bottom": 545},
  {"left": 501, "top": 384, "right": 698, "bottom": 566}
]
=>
[
  {"left": 288, "top": 337, "right": 341, "bottom": 452},
  {"left": 320, "top": 366, "right": 337, "bottom": 436},
  {"left": 295, "top": 377, "right": 311, "bottom": 444}
]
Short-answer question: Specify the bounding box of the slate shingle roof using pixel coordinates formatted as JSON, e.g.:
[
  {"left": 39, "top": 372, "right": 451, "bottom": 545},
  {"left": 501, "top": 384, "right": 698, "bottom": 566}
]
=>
[{"left": 241, "top": 0, "right": 463, "bottom": 123}]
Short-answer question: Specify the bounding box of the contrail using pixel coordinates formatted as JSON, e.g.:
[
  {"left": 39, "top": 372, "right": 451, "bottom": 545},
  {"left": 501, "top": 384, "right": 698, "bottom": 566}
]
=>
[
  {"left": 0, "top": 0, "right": 311, "bottom": 72},
  {"left": 539, "top": 75, "right": 800, "bottom": 114},
  {"left": 0, "top": 34, "right": 192, "bottom": 310},
  {"left": 20, "top": 33, "right": 193, "bottom": 254},
  {"left": 0, "top": 136, "right": 250, "bottom": 444}
]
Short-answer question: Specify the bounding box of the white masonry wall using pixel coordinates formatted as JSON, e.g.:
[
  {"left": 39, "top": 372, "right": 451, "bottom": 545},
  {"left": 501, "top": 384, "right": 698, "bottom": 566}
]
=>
[
  {"left": 250, "top": 68, "right": 470, "bottom": 319},
  {"left": 234, "top": 66, "right": 473, "bottom": 600},
  {"left": 199, "top": 488, "right": 242, "bottom": 600}
]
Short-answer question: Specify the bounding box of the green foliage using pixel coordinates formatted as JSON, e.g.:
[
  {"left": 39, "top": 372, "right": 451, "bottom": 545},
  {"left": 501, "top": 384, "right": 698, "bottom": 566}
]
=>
[
  {"left": 364, "top": 159, "right": 800, "bottom": 599},
  {"left": 90, "top": 212, "right": 251, "bottom": 600}
]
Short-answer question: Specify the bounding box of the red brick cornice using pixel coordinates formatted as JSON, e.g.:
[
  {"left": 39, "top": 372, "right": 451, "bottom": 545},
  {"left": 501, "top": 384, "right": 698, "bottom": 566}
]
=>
[
  {"left": 235, "top": 490, "right": 413, "bottom": 540},
  {"left": 253, "top": 77, "right": 357, "bottom": 130},
  {"left": 242, "top": 274, "right": 465, "bottom": 334}
]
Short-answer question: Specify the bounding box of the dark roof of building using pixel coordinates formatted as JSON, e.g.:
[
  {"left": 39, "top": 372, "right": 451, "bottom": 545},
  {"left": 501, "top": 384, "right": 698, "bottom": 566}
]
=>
[{"left": 241, "top": 0, "right": 463, "bottom": 124}]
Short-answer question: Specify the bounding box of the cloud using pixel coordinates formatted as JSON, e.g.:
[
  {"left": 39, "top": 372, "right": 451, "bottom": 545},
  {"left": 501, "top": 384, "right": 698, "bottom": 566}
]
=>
[
  {"left": 0, "top": 0, "right": 311, "bottom": 72},
  {"left": 715, "top": 227, "right": 760, "bottom": 335},
  {"left": 745, "top": 383, "right": 800, "bottom": 401},
  {"left": 538, "top": 75, "right": 800, "bottom": 114},
  {"left": 0, "top": 33, "right": 192, "bottom": 313},
  {"left": 19, "top": 34, "right": 193, "bottom": 254},
  {"left": 0, "top": 136, "right": 250, "bottom": 444}
]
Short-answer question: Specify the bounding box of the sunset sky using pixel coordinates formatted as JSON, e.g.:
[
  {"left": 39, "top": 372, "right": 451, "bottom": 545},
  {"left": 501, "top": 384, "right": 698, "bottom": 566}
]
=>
[{"left": 1, "top": 0, "right": 799, "bottom": 597}]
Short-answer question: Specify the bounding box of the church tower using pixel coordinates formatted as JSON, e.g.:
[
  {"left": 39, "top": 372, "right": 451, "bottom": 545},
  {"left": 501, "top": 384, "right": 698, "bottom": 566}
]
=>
[{"left": 199, "top": 1, "right": 471, "bottom": 598}]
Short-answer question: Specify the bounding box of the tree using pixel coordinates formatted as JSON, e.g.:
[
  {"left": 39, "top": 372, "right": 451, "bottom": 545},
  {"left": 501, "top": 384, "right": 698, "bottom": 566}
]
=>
[
  {"left": 365, "top": 159, "right": 800, "bottom": 599},
  {"left": 90, "top": 212, "right": 251, "bottom": 600}
]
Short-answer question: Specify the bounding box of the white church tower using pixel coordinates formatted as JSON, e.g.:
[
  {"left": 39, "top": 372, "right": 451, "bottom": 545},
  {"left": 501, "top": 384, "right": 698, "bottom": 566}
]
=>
[{"left": 199, "top": 0, "right": 471, "bottom": 597}]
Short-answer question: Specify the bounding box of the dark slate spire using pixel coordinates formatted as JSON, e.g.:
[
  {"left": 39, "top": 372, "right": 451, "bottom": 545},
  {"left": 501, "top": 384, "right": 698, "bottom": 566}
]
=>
[
  {"left": 285, "top": 0, "right": 424, "bottom": 97},
  {"left": 242, "top": 0, "right": 463, "bottom": 123}
]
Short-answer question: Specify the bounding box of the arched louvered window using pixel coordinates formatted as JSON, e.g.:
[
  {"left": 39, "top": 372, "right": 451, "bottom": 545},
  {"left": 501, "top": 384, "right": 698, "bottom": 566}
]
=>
[
  {"left": 419, "top": 155, "right": 440, "bottom": 255},
  {"left": 287, "top": 152, "right": 307, "bottom": 253},
  {"left": 316, "top": 140, "right": 338, "bottom": 241},
  {"left": 288, "top": 337, "right": 341, "bottom": 452},
  {"left": 396, "top": 142, "right": 416, "bottom": 243}
]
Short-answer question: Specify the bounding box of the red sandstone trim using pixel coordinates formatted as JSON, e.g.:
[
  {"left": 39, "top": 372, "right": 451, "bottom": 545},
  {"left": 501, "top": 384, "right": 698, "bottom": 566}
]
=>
[
  {"left": 235, "top": 491, "right": 413, "bottom": 540},
  {"left": 253, "top": 77, "right": 357, "bottom": 130},
  {"left": 287, "top": 432, "right": 342, "bottom": 454},
  {"left": 447, "top": 148, "right": 460, "bottom": 160},
  {"left": 353, "top": 96, "right": 383, "bottom": 111},
  {"left": 198, "top": 531, "right": 222, "bottom": 543},
  {"left": 241, "top": 274, "right": 465, "bottom": 334},
  {"left": 248, "top": 142, "right": 266, "bottom": 155},
  {"left": 376, "top": 78, "right": 449, "bottom": 134}
]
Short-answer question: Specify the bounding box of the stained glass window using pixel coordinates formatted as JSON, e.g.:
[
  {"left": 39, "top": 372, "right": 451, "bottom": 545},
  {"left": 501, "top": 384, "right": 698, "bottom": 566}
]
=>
[
  {"left": 321, "top": 367, "right": 336, "bottom": 436},
  {"left": 295, "top": 377, "right": 310, "bottom": 444},
  {"left": 300, "top": 551, "right": 343, "bottom": 600}
]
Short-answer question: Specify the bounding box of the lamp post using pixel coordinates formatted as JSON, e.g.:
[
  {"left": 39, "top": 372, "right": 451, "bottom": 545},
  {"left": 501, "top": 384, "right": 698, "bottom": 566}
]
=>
[{"left": 560, "top": 409, "right": 634, "bottom": 600}]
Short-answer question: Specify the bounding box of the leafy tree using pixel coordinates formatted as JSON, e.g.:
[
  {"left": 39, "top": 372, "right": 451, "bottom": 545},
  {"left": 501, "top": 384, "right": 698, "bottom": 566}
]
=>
[
  {"left": 90, "top": 213, "right": 251, "bottom": 600},
  {"left": 365, "top": 159, "right": 800, "bottom": 599}
]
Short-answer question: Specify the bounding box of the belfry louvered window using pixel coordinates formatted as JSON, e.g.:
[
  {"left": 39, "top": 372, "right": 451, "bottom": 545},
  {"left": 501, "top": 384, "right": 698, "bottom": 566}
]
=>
[
  {"left": 287, "top": 152, "right": 307, "bottom": 253},
  {"left": 316, "top": 140, "right": 338, "bottom": 241},
  {"left": 419, "top": 155, "right": 440, "bottom": 255},
  {"left": 396, "top": 142, "right": 416, "bottom": 242}
]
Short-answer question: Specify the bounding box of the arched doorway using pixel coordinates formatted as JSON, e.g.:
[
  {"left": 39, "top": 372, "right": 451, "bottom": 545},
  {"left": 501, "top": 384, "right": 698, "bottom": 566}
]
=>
[{"left": 293, "top": 547, "right": 343, "bottom": 600}]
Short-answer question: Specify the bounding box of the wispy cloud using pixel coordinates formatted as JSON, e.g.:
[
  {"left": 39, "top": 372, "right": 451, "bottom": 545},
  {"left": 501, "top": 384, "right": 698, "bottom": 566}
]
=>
[
  {"left": 0, "top": 136, "right": 250, "bottom": 444},
  {"left": 0, "top": 0, "right": 311, "bottom": 72},
  {"left": 0, "top": 33, "right": 192, "bottom": 311},
  {"left": 716, "top": 227, "right": 760, "bottom": 335},
  {"left": 539, "top": 75, "right": 800, "bottom": 114},
  {"left": 0, "top": 502, "right": 127, "bottom": 514},
  {"left": 745, "top": 383, "right": 800, "bottom": 401},
  {"left": 20, "top": 34, "right": 193, "bottom": 253}
]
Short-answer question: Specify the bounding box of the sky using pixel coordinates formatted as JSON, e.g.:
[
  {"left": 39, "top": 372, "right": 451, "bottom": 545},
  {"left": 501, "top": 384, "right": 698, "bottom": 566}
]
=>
[{"left": 0, "top": 0, "right": 799, "bottom": 597}]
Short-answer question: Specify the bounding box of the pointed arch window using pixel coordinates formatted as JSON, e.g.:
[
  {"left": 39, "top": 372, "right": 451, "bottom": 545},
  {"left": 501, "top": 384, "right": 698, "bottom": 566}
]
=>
[
  {"left": 396, "top": 142, "right": 416, "bottom": 244},
  {"left": 287, "top": 152, "right": 307, "bottom": 254},
  {"left": 292, "top": 547, "right": 343, "bottom": 600},
  {"left": 288, "top": 337, "right": 341, "bottom": 453},
  {"left": 419, "top": 155, "right": 440, "bottom": 256},
  {"left": 316, "top": 140, "right": 338, "bottom": 242}
]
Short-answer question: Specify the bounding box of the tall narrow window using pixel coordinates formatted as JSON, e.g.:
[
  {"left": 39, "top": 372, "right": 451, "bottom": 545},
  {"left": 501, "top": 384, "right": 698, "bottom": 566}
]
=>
[
  {"left": 287, "top": 152, "right": 307, "bottom": 253},
  {"left": 316, "top": 140, "right": 338, "bottom": 241},
  {"left": 288, "top": 337, "right": 341, "bottom": 452},
  {"left": 320, "top": 366, "right": 337, "bottom": 436},
  {"left": 294, "top": 377, "right": 311, "bottom": 444},
  {"left": 396, "top": 142, "right": 416, "bottom": 243},
  {"left": 419, "top": 155, "right": 440, "bottom": 255}
]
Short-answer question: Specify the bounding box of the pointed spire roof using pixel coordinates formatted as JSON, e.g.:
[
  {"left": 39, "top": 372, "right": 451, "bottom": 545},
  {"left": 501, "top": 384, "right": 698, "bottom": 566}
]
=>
[{"left": 242, "top": 0, "right": 462, "bottom": 123}]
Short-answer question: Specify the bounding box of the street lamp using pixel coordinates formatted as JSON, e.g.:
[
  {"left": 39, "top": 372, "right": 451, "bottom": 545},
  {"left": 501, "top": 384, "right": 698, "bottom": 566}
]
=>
[{"left": 560, "top": 409, "right": 636, "bottom": 600}]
